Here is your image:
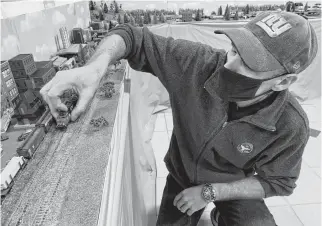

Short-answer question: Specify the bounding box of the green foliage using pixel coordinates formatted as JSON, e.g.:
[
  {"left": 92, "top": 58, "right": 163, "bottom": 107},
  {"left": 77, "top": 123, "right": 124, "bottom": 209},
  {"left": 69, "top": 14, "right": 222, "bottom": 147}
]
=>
[{"left": 224, "top": 4, "right": 230, "bottom": 20}]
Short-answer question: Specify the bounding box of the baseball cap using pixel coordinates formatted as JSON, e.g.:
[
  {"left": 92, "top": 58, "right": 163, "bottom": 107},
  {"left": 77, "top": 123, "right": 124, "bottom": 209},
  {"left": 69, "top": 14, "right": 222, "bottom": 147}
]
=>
[{"left": 214, "top": 12, "right": 318, "bottom": 74}]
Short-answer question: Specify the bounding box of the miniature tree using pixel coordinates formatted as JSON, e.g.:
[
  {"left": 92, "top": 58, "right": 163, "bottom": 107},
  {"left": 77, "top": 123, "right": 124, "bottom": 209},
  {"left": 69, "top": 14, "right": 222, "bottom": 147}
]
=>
[
  {"left": 124, "top": 14, "right": 129, "bottom": 23},
  {"left": 153, "top": 13, "right": 157, "bottom": 24},
  {"left": 160, "top": 13, "right": 165, "bottom": 23},
  {"left": 99, "top": 11, "right": 104, "bottom": 21},
  {"left": 196, "top": 9, "right": 202, "bottom": 21},
  {"left": 104, "top": 3, "right": 109, "bottom": 13},
  {"left": 147, "top": 12, "right": 152, "bottom": 24},
  {"left": 224, "top": 4, "right": 230, "bottom": 20},
  {"left": 117, "top": 14, "right": 122, "bottom": 24},
  {"left": 89, "top": 0, "right": 95, "bottom": 10},
  {"left": 143, "top": 12, "right": 149, "bottom": 24},
  {"left": 304, "top": 2, "right": 308, "bottom": 11},
  {"left": 130, "top": 15, "right": 135, "bottom": 26},
  {"left": 234, "top": 12, "right": 239, "bottom": 20},
  {"left": 245, "top": 4, "right": 250, "bottom": 15},
  {"left": 286, "top": 1, "right": 295, "bottom": 12},
  {"left": 110, "top": 2, "right": 114, "bottom": 12},
  {"left": 139, "top": 15, "right": 144, "bottom": 27},
  {"left": 114, "top": 0, "right": 119, "bottom": 13}
]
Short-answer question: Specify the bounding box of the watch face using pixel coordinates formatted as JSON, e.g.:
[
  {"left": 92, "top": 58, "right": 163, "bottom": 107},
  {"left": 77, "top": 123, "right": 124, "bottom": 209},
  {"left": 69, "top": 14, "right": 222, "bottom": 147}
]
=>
[
  {"left": 202, "top": 185, "right": 215, "bottom": 202},
  {"left": 202, "top": 186, "right": 213, "bottom": 202}
]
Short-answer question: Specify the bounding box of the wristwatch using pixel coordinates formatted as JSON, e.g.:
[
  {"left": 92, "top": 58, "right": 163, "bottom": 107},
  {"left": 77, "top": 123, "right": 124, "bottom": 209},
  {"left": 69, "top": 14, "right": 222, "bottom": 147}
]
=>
[{"left": 201, "top": 183, "right": 217, "bottom": 203}]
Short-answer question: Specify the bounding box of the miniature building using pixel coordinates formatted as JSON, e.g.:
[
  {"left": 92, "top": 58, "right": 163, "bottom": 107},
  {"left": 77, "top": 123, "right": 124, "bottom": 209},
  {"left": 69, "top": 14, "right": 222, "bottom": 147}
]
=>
[
  {"left": 55, "top": 34, "right": 62, "bottom": 51},
  {"left": 16, "top": 89, "right": 42, "bottom": 116},
  {"left": 14, "top": 78, "right": 34, "bottom": 92},
  {"left": 83, "top": 28, "right": 92, "bottom": 42},
  {"left": 29, "top": 68, "right": 56, "bottom": 89},
  {"left": 72, "top": 28, "right": 85, "bottom": 44},
  {"left": 1, "top": 87, "right": 12, "bottom": 117},
  {"left": 1, "top": 61, "right": 20, "bottom": 110},
  {"left": 181, "top": 12, "right": 193, "bottom": 22},
  {"left": 90, "top": 22, "right": 104, "bottom": 30},
  {"left": 50, "top": 56, "right": 68, "bottom": 71},
  {"left": 59, "top": 27, "right": 71, "bottom": 49},
  {"left": 8, "top": 54, "right": 37, "bottom": 79}
]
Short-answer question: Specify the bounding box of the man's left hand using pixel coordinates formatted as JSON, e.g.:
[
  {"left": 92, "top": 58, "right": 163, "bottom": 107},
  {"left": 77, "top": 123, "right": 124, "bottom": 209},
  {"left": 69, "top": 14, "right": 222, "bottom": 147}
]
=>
[{"left": 173, "top": 185, "right": 208, "bottom": 216}]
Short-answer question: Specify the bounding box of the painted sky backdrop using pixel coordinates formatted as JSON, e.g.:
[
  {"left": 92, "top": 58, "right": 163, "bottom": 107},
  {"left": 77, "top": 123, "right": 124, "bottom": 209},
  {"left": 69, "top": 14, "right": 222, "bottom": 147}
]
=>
[
  {"left": 1, "top": 0, "right": 321, "bottom": 19},
  {"left": 114, "top": 0, "right": 321, "bottom": 15}
]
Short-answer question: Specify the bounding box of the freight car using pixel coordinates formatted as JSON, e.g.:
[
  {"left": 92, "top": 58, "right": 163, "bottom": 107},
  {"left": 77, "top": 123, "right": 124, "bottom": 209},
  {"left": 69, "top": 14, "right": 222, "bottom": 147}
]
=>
[
  {"left": 16, "top": 127, "right": 45, "bottom": 159},
  {"left": 35, "top": 109, "right": 53, "bottom": 133},
  {"left": 1, "top": 156, "right": 27, "bottom": 196}
]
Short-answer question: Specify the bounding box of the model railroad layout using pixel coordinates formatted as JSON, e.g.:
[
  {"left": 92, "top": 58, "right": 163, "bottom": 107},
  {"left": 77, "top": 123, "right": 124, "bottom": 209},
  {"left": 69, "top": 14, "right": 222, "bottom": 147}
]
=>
[
  {"left": 1, "top": 71, "right": 121, "bottom": 225},
  {"left": 1, "top": 81, "right": 115, "bottom": 199}
]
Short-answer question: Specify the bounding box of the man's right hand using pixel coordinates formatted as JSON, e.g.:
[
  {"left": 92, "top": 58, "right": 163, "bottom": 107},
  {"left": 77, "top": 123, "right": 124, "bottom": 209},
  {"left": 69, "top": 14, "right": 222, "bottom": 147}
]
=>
[{"left": 40, "top": 65, "right": 101, "bottom": 122}]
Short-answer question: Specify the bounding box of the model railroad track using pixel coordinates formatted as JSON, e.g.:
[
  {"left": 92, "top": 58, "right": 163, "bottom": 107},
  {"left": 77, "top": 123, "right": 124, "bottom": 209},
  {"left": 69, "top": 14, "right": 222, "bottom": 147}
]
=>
[{"left": 3, "top": 89, "right": 101, "bottom": 226}]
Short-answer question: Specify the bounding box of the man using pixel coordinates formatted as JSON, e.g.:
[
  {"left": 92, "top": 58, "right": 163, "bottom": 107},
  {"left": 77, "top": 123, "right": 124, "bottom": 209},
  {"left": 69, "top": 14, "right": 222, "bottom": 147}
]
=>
[{"left": 41, "top": 12, "right": 317, "bottom": 226}]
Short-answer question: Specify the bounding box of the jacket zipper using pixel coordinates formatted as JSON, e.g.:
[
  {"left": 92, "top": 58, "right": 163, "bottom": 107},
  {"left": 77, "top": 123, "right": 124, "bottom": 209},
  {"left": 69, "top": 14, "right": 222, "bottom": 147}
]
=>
[{"left": 194, "top": 115, "right": 228, "bottom": 183}]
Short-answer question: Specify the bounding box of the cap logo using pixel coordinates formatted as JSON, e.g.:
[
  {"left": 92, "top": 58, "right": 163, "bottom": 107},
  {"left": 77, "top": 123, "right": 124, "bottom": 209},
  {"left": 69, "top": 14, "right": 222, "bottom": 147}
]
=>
[
  {"left": 237, "top": 143, "right": 253, "bottom": 154},
  {"left": 293, "top": 61, "right": 301, "bottom": 70},
  {"left": 256, "top": 14, "right": 292, "bottom": 38}
]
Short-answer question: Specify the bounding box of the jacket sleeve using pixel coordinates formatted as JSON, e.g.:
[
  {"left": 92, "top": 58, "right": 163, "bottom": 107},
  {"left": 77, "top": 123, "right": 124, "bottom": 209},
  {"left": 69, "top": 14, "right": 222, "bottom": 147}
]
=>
[
  {"left": 254, "top": 126, "right": 310, "bottom": 198},
  {"left": 106, "top": 24, "right": 224, "bottom": 93}
]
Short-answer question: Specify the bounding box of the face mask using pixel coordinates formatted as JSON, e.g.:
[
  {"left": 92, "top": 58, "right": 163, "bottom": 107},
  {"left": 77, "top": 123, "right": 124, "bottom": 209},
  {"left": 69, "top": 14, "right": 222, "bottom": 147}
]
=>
[{"left": 214, "top": 66, "right": 278, "bottom": 102}]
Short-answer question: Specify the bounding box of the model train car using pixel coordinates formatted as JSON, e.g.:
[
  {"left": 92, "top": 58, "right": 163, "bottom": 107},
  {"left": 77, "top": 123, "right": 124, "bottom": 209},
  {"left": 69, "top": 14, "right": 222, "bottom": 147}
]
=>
[
  {"left": 1, "top": 156, "right": 27, "bottom": 196},
  {"left": 56, "top": 89, "right": 79, "bottom": 130},
  {"left": 16, "top": 127, "right": 45, "bottom": 159},
  {"left": 35, "top": 110, "right": 54, "bottom": 133}
]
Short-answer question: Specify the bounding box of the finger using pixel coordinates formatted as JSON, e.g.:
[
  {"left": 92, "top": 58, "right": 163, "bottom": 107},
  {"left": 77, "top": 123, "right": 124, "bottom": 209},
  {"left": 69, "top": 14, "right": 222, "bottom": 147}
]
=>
[
  {"left": 46, "top": 84, "right": 73, "bottom": 117},
  {"left": 70, "top": 88, "right": 94, "bottom": 121},
  {"left": 173, "top": 192, "right": 183, "bottom": 206},
  {"left": 40, "top": 77, "right": 54, "bottom": 95},
  {"left": 176, "top": 198, "right": 187, "bottom": 209},
  {"left": 187, "top": 208, "right": 195, "bottom": 216},
  {"left": 47, "top": 82, "right": 72, "bottom": 98},
  {"left": 47, "top": 99, "right": 67, "bottom": 121},
  {"left": 179, "top": 203, "right": 191, "bottom": 213}
]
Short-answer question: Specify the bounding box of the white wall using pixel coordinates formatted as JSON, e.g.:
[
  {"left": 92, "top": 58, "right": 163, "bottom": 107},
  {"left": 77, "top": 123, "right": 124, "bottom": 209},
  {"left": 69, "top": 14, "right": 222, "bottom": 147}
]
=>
[{"left": 0, "top": 0, "right": 86, "bottom": 19}]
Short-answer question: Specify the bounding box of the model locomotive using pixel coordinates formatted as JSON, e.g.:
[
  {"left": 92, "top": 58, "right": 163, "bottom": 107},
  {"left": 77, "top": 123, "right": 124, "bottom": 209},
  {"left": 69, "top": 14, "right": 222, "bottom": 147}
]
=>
[{"left": 56, "top": 89, "right": 79, "bottom": 130}]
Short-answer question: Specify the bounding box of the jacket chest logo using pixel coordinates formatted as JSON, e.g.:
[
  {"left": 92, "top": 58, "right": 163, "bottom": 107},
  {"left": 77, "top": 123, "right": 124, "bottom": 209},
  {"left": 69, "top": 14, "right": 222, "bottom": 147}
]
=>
[{"left": 237, "top": 143, "right": 253, "bottom": 154}]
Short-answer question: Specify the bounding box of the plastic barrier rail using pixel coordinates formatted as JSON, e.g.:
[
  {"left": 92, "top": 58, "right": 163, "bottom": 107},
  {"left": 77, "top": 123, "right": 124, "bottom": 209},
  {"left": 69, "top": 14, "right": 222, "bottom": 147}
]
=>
[{"left": 1, "top": 157, "right": 26, "bottom": 193}]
